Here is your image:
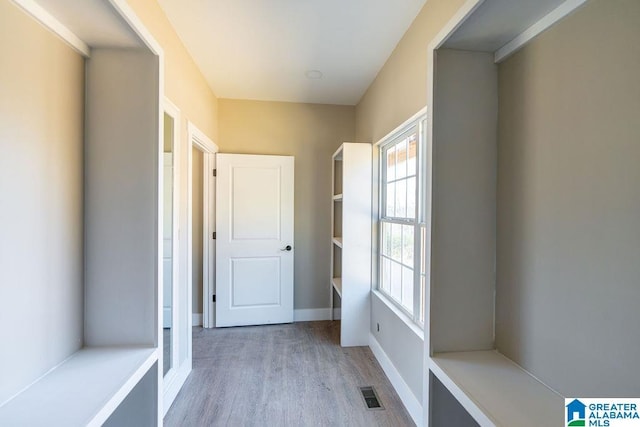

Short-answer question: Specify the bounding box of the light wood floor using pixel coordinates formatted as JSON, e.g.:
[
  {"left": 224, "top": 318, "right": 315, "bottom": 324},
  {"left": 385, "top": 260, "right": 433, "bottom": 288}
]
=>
[{"left": 164, "top": 321, "right": 414, "bottom": 427}]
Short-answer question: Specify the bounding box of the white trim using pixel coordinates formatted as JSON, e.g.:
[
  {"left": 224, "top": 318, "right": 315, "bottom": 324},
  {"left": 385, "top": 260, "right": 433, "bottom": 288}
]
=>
[
  {"left": 10, "top": 0, "right": 90, "bottom": 57},
  {"left": 369, "top": 334, "right": 422, "bottom": 426},
  {"left": 494, "top": 0, "right": 589, "bottom": 63},
  {"left": 187, "top": 122, "right": 218, "bottom": 331},
  {"left": 107, "top": 0, "right": 162, "bottom": 56},
  {"left": 374, "top": 106, "right": 428, "bottom": 147},
  {"left": 162, "top": 355, "right": 191, "bottom": 417},
  {"left": 192, "top": 313, "right": 203, "bottom": 326},
  {"left": 203, "top": 152, "right": 216, "bottom": 328},
  {"left": 188, "top": 122, "right": 219, "bottom": 154},
  {"left": 293, "top": 308, "right": 332, "bottom": 322},
  {"left": 427, "top": 0, "right": 484, "bottom": 53},
  {"left": 333, "top": 308, "right": 341, "bottom": 320}
]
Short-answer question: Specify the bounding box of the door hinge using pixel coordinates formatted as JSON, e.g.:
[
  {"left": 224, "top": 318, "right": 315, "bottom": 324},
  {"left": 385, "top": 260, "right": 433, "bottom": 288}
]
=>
[
  {"left": 212, "top": 232, "right": 216, "bottom": 239},
  {"left": 212, "top": 294, "right": 216, "bottom": 302},
  {"left": 213, "top": 169, "right": 217, "bottom": 177}
]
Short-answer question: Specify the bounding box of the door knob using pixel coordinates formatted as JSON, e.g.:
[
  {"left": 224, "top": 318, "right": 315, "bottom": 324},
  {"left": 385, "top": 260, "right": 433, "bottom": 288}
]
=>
[{"left": 281, "top": 245, "right": 292, "bottom": 251}]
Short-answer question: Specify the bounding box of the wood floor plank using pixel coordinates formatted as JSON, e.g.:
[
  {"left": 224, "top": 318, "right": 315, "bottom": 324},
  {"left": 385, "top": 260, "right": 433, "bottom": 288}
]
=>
[{"left": 164, "top": 321, "right": 415, "bottom": 427}]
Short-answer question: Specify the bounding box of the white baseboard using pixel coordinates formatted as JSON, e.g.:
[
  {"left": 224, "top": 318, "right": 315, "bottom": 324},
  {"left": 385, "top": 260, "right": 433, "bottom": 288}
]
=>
[
  {"left": 369, "top": 333, "right": 422, "bottom": 426},
  {"left": 192, "top": 313, "right": 202, "bottom": 326},
  {"left": 333, "top": 308, "right": 341, "bottom": 320},
  {"left": 196, "top": 309, "right": 337, "bottom": 325},
  {"left": 293, "top": 308, "right": 332, "bottom": 322}
]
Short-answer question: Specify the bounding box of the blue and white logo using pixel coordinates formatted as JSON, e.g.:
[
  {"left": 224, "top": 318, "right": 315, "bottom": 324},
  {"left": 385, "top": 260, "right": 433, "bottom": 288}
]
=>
[
  {"left": 567, "top": 399, "right": 587, "bottom": 426},
  {"left": 566, "top": 398, "right": 640, "bottom": 427}
]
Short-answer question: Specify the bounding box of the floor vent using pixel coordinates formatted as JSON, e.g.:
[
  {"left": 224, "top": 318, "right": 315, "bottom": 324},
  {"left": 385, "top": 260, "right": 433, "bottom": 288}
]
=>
[{"left": 360, "top": 386, "right": 384, "bottom": 410}]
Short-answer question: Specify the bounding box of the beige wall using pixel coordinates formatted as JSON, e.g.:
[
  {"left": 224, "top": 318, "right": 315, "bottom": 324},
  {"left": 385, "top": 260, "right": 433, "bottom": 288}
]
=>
[
  {"left": 218, "top": 99, "right": 355, "bottom": 310},
  {"left": 355, "top": 0, "right": 466, "bottom": 143},
  {"left": 126, "top": 0, "right": 218, "bottom": 142},
  {"left": 0, "top": 0, "right": 84, "bottom": 403},
  {"left": 355, "top": 0, "right": 469, "bottom": 407},
  {"left": 496, "top": 0, "right": 640, "bottom": 397}
]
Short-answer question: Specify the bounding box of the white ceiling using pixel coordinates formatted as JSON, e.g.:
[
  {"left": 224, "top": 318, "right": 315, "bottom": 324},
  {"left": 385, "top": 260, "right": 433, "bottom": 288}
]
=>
[{"left": 157, "top": 0, "right": 427, "bottom": 105}]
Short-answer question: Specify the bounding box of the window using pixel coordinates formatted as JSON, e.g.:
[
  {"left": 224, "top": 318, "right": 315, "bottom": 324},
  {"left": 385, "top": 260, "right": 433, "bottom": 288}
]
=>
[{"left": 378, "top": 115, "right": 427, "bottom": 326}]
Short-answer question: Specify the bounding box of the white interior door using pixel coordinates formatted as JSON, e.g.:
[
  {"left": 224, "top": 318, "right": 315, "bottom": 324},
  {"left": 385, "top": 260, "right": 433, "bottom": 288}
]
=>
[{"left": 216, "top": 154, "right": 294, "bottom": 327}]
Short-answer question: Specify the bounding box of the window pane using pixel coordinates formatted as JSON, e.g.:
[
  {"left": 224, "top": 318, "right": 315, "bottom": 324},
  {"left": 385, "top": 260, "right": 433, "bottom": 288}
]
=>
[
  {"left": 386, "top": 182, "right": 395, "bottom": 217},
  {"left": 381, "top": 222, "right": 391, "bottom": 257},
  {"left": 402, "top": 224, "right": 413, "bottom": 268},
  {"left": 408, "top": 133, "right": 417, "bottom": 176},
  {"left": 406, "top": 176, "right": 416, "bottom": 219},
  {"left": 401, "top": 266, "right": 413, "bottom": 313},
  {"left": 390, "top": 261, "right": 402, "bottom": 302},
  {"left": 420, "top": 225, "right": 426, "bottom": 273},
  {"left": 381, "top": 257, "right": 391, "bottom": 293},
  {"left": 419, "top": 274, "right": 426, "bottom": 323},
  {"left": 379, "top": 115, "right": 426, "bottom": 327},
  {"left": 396, "top": 139, "right": 407, "bottom": 179},
  {"left": 395, "top": 179, "right": 406, "bottom": 218},
  {"left": 386, "top": 146, "right": 396, "bottom": 182},
  {"left": 390, "top": 223, "right": 402, "bottom": 262}
]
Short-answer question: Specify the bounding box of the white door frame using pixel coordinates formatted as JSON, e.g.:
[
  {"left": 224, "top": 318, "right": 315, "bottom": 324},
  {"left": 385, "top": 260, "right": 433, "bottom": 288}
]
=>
[{"left": 187, "top": 122, "right": 218, "bottom": 329}]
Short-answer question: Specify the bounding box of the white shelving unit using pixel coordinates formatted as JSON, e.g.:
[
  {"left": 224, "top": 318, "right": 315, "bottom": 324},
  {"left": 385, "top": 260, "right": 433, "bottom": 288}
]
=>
[
  {"left": 424, "top": 1, "right": 594, "bottom": 426},
  {"left": 0, "top": 1, "right": 164, "bottom": 425},
  {"left": 330, "top": 143, "right": 372, "bottom": 347}
]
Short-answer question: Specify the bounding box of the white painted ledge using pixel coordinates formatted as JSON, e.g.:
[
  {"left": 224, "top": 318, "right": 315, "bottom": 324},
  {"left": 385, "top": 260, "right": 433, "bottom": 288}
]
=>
[
  {"left": 430, "top": 350, "right": 563, "bottom": 427},
  {"left": 0, "top": 347, "right": 157, "bottom": 426}
]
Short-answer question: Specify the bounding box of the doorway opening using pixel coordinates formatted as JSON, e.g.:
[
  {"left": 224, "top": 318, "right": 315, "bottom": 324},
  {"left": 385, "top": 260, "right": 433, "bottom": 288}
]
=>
[{"left": 187, "top": 123, "right": 218, "bottom": 329}]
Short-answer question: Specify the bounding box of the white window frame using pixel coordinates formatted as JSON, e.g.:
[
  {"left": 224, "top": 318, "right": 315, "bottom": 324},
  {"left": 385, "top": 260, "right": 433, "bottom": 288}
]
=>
[{"left": 376, "top": 109, "right": 427, "bottom": 328}]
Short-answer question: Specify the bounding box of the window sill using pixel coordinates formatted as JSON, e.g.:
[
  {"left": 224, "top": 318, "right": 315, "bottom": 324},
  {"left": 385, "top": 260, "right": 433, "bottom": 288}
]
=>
[{"left": 372, "top": 290, "right": 424, "bottom": 341}]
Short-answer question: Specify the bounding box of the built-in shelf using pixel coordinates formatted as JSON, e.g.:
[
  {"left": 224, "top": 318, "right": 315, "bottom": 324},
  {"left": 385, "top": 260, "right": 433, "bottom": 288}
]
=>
[
  {"left": 425, "top": 2, "right": 593, "bottom": 424},
  {"left": 2, "top": 2, "right": 163, "bottom": 424},
  {"left": 0, "top": 347, "right": 158, "bottom": 426},
  {"left": 429, "top": 351, "right": 562, "bottom": 427},
  {"left": 330, "top": 143, "right": 371, "bottom": 347},
  {"left": 331, "top": 277, "right": 342, "bottom": 297}
]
